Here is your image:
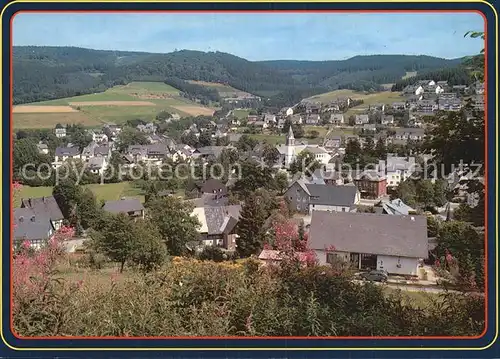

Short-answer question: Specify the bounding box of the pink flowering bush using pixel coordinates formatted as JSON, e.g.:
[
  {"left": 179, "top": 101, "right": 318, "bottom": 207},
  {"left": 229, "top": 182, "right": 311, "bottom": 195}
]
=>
[{"left": 12, "top": 226, "right": 77, "bottom": 336}]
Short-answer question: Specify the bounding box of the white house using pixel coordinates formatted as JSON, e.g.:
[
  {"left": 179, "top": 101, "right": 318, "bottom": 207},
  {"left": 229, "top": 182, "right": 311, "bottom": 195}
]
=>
[
  {"left": 53, "top": 146, "right": 81, "bottom": 168},
  {"left": 55, "top": 127, "right": 67, "bottom": 138},
  {"left": 309, "top": 211, "right": 428, "bottom": 276},
  {"left": 379, "top": 156, "right": 417, "bottom": 188},
  {"left": 276, "top": 127, "right": 331, "bottom": 168},
  {"left": 92, "top": 132, "right": 109, "bottom": 143}
]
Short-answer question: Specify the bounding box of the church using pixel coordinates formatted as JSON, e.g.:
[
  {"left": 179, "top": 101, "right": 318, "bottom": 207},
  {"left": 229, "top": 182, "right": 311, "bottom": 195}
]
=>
[{"left": 276, "top": 127, "right": 331, "bottom": 168}]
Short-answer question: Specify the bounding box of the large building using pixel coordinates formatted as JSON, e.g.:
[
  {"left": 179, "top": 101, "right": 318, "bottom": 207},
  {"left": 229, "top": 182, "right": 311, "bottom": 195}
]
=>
[
  {"left": 277, "top": 127, "right": 331, "bottom": 168},
  {"left": 309, "top": 211, "right": 428, "bottom": 276}
]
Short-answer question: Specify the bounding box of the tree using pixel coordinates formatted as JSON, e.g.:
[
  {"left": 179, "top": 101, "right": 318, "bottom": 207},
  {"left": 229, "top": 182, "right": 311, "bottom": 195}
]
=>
[
  {"left": 292, "top": 124, "right": 305, "bottom": 138},
  {"left": 348, "top": 115, "right": 356, "bottom": 126},
  {"left": 275, "top": 171, "right": 289, "bottom": 195},
  {"left": 262, "top": 143, "right": 279, "bottom": 167},
  {"left": 308, "top": 130, "right": 320, "bottom": 139},
  {"left": 198, "top": 131, "right": 213, "bottom": 147},
  {"left": 66, "top": 124, "right": 92, "bottom": 151},
  {"left": 236, "top": 135, "right": 258, "bottom": 152},
  {"left": 116, "top": 127, "right": 149, "bottom": 152},
  {"left": 344, "top": 139, "right": 362, "bottom": 165},
  {"left": 233, "top": 160, "right": 275, "bottom": 196},
  {"left": 146, "top": 196, "right": 200, "bottom": 256},
  {"left": 75, "top": 188, "right": 102, "bottom": 230},
  {"left": 433, "top": 180, "right": 448, "bottom": 208},
  {"left": 130, "top": 219, "right": 168, "bottom": 272},
  {"left": 436, "top": 221, "right": 484, "bottom": 289},
  {"left": 375, "top": 137, "right": 387, "bottom": 159},
  {"left": 181, "top": 132, "right": 199, "bottom": 147},
  {"left": 289, "top": 150, "right": 321, "bottom": 176},
  {"left": 236, "top": 193, "right": 268, "bottom": 257},
  {"left": 416, "top": 180, "right": 435, "bottom": 209},
  {"left": 363, "top": 137, "right": 375, "bottom": 156},
  {"left": 52, "top": 180, "right": 82, "bottom": 220},
  {"left": 91, "top": 213, "right": 138, "bottom": 273},
  {"left": 215, "top": 136, "right": 230, "bottom": 146},
  {"left": 392, "top": 180, "right": 416, "bottom": 206}
]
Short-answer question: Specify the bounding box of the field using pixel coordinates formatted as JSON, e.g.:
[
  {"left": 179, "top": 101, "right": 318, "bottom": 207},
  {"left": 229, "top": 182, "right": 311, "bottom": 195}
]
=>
[
  {"left": 13, "top": 112, "right": 101, "bottom": 129},
  {"left": 14, "top": 82, "right": 216, "bottom": 128},
  {"left": 232, "top": 109, "right": 251, "bottom": 119},
  {"left": 187, "top": 80, "right": 253, "bottom": 98},
  {"left": 13, "top": 105, "right": 78, "bottom": 113},
  {"left": 16, "top": 182, "right": 145, "bottom": 207}
]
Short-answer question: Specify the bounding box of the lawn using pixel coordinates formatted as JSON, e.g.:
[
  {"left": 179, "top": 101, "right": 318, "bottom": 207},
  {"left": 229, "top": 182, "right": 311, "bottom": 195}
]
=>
[
  {"left": 383, "top": 287, "right": 441, "bottom": 309},
  {"left": 16, "top": 82, "right": 215, "bottom": 128},
  {"left": 307, "top": 89, "right": 404, "bottom": 106},
  {"left": 187, "top": 81, "right": 244, "bottom": 96},
  {"left": 15, "top": 182, "right": 145, "bottom": 207},
  {"left": 232, "top": 109, "right": 251, "bottom": 119},
  {"left": 13, "top": 112, "right": 101, "bottom": 129}
]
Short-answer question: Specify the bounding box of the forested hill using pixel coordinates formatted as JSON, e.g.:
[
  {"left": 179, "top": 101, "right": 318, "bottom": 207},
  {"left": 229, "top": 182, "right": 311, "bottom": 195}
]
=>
[{"left": 13, "top": 46, "right": 467, "bottom": 105}]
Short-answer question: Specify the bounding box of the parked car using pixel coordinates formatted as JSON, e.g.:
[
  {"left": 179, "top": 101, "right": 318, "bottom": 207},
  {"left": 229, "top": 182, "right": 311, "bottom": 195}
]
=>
[{"left": 359, "top": 270, "right": 388, "bottom": 282}]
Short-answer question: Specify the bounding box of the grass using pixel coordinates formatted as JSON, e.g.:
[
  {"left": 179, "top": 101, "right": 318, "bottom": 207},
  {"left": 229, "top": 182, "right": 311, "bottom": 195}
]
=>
[
  {"left": 232, "top": 109, "right": 251, "bottom": 119},
  {"left": 16, "top": 182, "right": 145, "bottom": 207},
  {"left": 384, "top": 287, "right": 441, "bottom": 309},
  {"left": 13, "top": 112, "right": 101, "bottom": 129},
  {"left": 15, "top": 82, "right": 214, "bottom": 128},
  {"left": 402, "top": 71, "right": 418, "bottom": 80}
]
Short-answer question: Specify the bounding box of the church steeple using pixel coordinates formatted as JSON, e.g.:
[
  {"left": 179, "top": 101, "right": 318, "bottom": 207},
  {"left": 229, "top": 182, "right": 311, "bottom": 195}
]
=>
[{"left": 286, "top": 125, "right": 295, "bottom": 146}]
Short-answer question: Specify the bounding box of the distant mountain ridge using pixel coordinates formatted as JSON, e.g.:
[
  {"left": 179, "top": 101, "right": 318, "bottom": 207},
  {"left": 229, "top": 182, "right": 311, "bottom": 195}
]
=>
[{"left": 13, "top": 46, "right": 468, "bottom": 105}]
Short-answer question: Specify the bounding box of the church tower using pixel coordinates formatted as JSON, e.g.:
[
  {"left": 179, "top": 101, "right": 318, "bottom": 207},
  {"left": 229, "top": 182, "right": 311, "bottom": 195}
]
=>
[{"left": 285, "top": 126, "right": 295, "bottom": 167}]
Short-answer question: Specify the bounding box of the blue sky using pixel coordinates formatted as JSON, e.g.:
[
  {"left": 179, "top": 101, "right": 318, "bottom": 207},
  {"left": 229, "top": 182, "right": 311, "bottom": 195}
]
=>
[{"left": 13, "top": 13, "right": 484, "bottom": 61}]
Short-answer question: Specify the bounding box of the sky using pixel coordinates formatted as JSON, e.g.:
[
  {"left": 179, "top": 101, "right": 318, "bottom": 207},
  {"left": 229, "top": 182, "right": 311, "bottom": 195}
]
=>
[{"left": 13, "top": 13, "right": 484, "bottom": 61}]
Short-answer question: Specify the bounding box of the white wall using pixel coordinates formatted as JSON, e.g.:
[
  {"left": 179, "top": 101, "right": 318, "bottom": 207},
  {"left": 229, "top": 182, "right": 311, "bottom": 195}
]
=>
[
  {"left": 308, "top": 204, "right": 352, "bottom": 214},
  {"left": 314, "top": 250, "right": 349, "bottom": 266},
  {"left": 377, "top": 255, "right": 419, "bottom": 276}
]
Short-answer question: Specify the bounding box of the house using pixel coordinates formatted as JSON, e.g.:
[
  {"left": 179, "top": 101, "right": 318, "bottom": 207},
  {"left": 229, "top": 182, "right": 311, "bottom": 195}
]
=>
[
  {"left": 305, "top": 114, "right": 321, "bottom": 125},
  {"left": 355, "top": 114, "right": 369, "bottom": 125},
  {"left": 474, "top": 82, "right": 485, "bottom": 95},
  {"left": 308, "top": 211, "right": 428, "bottom": 276},
  {"left": 190, "top": 179, "right": 228, "bottom": 200},
  {"left": 323, "top": 136, "right": 342, "bottom": 151},
  {"left": 37, "top": 141, "right": 49, "bottom": 155},
  {"left": 285, "top": 179, "right": 360, "bottom": 214},
  {"left": 126, "top": 144, "right": 169, "bottom": 163},
  {"left": 391, "top": 102, "right": 406, "bottom": 110},
  {"left": 416, "top": 99, "right": 437, "bottom": 114},
  {"left": 13, "top": 208, "right": 54, "bottom": 249},
  {"left": 381, "top": 115, "right": 395, "bottom": 126},
  {"left": 363, "top": 123, "right": 377, "bottom": 132},
  {"left": 53, "top": 146, "right": 81, "bottom": 168},
  {"left": 289, "top": 114, "right": 303, "bottom": 125},
  {"left": 276, "top": 127, "right": 331, "bottom": 168},
  {"left": 190, "top": 205, "right": 241, "bottom": 250},
  {"left": 137, "top": 122, "right": 157, "bottom": 134},
  {"left": 102, "top": 198, "right": 145, "bottom": 219},
  {"left": 193, "top": 146, "right": 228, "bottom": 160},
  {"left": 438, "top": 98, "right": 462, "bottom": 111},
  {"left": 305, "top": 103, "right": 321, "bottom": 114},
  {"left": 353, "top": 171, "right": 387, "bottom": 199},
  {"left": 87, "top": 157, "right": 107, "bottom": 175},
  {"left": 379, "top": 156, "right": 417, "bottom": 188},
  {"left": 55, "top": 126, "right": 67, "bottom": 138},
  {"left": 438, "top": 92, "right": 457, "bottom": 100},
  {"left": 382, "top": 198, "right": 417, "bottom": 215},
  {"left": 92, "top": 132, "right": 108, "bottom": 143},
  {"left": 264, "top": 114, "right": 277, "bottom": 124},
  {"left": 393, "top": 128, "right": 425, "bottom": 141},
  {"left": 20, "top": 196, "right": 64, "bottom": 230},
  {"left": 452, "top": 85, "right": 467, "bottom": 94},
  {"left": 369, "top": 103, "right": 385, "bottom": 112},
  {"left": 81, "top": 142, "right": 110, "bottom": 162},
  {"left": 282, "top": 107, "right": 294, "bottom": 116},
  {"left": 329, "top": 114, "right": 345, "bottom": 125}
]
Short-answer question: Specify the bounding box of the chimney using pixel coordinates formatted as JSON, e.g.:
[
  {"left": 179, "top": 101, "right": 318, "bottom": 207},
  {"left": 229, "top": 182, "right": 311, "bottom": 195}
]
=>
[
  {"left": 42, "top": 196, "right": 46, "bottom": 203},
  {"left": 19, "top": 216, "right": 24, "bottom": 223},
  {"left": 28, "top": 198, "right": 32, "bottom": 207},
  {"left": 30, "top": 215, "right": 36, "bottom": 222}
]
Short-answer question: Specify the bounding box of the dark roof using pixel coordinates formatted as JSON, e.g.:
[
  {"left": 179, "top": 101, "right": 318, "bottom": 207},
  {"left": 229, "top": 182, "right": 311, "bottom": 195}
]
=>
[
  {"left": 94, "top": 144, "right": 110, "bottom": 156},
  {"left": 21, "top": 196, "right": 64, "bottom": 221},
  {"left": 198, "top": 179, "right": 228, "bottom": 195},
  {"left": 309, "top": 211, "right": 428, "bottom": 258},
  {"left": 55, "top": 146, "right": 80, "bottom": 157},
  {"left": 305, "top": 184, "right": 359, "bottom": 207},
  {"left": 204, "top": 205, "right": 241, "bottom": 235},
  {"left": 102, "top": 198, "right": 144, "bottom": 214},
  {"left": 13, "top": 208, "right": 52, "bottom": 241}
]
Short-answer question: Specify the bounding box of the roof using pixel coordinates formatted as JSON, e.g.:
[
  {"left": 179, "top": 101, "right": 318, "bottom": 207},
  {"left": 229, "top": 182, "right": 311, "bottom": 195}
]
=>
[
  {"left": 305, "top": 183, "right": 359, "bottom": 207},
  {"left": 55, "top": 146, "right": 80, "bottom": 157},
  {"left": 303, "top": 146, "right": 328, "bottom": 154},
  {"left": 382, "top": 198, "right": 417, "bottom": 215},
  {"left": 88, "top": 157, "right": 105, "bottom": 169},
  {"left": 394, "top": 128, "right": 425, "bottom": 135},
  {"left": 309, "top": 211, "right": 428, "bottom": 258},
  {"left": 21, "top": 196, "right": 64, "bottom": 221},
  {"left": 192, "top": 205, "right": 241, "bottom": 235},
  {"left": 13, "top": 208, "right": 53, "bottom": 241},
  {"left": 198, "top": 179, "right": 228, "bottom": 195},
  {"left": 102, "top": 198, "right": 144, "bottom": 214}
]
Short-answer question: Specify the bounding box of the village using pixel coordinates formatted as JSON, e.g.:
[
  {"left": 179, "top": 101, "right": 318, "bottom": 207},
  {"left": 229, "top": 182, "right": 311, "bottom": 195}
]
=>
[{"left": 14, "top": 77, "right": 485, "bottom": 290}]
